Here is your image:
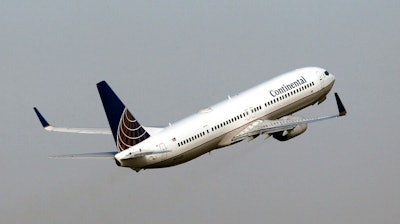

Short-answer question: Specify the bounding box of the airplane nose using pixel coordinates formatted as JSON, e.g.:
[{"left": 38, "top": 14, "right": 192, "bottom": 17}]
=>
[
  {"left": 324, "top": 70, "right": 335, "bottom": 80},
  {"left": 330, "top": 73, "right": 335, "bottom": 82},
  {"left": 330, "top": 74, "right": 335, "bottom": 86},
  {"left": 323, "top": 70, "right": 335, "bottom": 87}
]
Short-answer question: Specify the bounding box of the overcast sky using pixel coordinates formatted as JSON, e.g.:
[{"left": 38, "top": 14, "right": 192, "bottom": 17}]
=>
[{"left": 2, "top": 1, "right": 400, "bottom": 223}]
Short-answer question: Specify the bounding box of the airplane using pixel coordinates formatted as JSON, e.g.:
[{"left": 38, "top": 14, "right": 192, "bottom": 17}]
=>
[{"left": 34, "top": 67, "right": 347, "bottom": 172}]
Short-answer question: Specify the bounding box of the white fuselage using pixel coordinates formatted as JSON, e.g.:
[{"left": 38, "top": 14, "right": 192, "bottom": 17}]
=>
[{"left": 115, "top": 67, "right": 335, "bottom": 171}]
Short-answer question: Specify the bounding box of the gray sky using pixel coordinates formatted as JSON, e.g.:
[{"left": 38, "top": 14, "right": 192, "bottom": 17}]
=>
[{"left": 2, "top": 1, "right": 400, "bottom": 223}]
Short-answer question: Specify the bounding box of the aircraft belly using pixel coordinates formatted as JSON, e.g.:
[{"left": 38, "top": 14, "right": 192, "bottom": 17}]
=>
[{"left": 142, "top": 136, "right": 223, "bottom": 169}]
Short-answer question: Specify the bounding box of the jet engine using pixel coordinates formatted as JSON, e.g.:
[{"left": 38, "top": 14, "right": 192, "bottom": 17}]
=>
[{"left": 272, "top": 116, "right": 308, "bottom": 141}]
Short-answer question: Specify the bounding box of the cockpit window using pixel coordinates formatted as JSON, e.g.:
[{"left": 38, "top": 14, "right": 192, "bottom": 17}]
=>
[{"left": 324, "top": 71, "right": 330, "bottom": 76}]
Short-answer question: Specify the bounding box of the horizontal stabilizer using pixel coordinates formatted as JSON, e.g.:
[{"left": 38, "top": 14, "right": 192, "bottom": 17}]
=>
[{"left": 50, "top": 151, "right": 117, "bottom": 159}]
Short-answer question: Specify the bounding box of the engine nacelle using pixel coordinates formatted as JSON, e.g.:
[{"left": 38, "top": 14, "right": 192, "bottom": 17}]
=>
[{"left": 272, "top": 116, "right": 308, "bottom": 141}]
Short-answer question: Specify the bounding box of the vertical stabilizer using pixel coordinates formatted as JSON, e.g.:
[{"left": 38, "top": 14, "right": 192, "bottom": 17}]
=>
[{"left": 97, "top": 81, "right": 150, "bottom": 152}]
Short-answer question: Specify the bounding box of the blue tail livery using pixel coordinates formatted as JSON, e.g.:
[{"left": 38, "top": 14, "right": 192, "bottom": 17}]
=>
[{"left": 96, "top": 81, "right": 150, "bottom": 152}]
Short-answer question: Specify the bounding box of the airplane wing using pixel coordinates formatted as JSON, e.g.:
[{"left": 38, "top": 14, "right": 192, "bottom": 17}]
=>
[
  {"left": 232, "top": 93, "right": 347, "bottom": 142},
  {"left": 33, "top": 107, "right": 164, "bottom": 135}
]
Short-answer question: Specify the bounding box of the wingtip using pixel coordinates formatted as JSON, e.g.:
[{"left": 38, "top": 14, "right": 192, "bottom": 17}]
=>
[
  {"left": 96, "top": 80, "right": 107, "bottom": 87},
  {"left": 33, "top": 107, "right": 50, "bottom": 128},
  {"left": 334, "top": 93, "right": 347, "bottom": 116}
]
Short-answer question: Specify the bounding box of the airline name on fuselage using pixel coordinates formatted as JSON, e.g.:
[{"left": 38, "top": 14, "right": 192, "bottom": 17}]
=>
[{"left": 270, "top": 76, "right": 307, "bottom": 97}]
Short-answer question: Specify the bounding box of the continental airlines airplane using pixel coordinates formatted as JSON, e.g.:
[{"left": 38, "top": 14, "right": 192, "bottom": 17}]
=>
[{"left": 34, "top": 67, "right": 347, "bottom": 172}]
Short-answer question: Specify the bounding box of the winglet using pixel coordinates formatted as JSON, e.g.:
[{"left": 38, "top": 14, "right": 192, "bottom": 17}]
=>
[
  {"left": 34, "top": 107, "right": 50, "bottom": 128},
  {"left": 334, "top": 93, "right": 347, "bottom": 116}
]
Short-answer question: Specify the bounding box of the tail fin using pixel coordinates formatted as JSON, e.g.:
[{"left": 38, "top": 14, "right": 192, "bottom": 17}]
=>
[{"left": 97, "top": 81, "right": 150, "bottom": 152}]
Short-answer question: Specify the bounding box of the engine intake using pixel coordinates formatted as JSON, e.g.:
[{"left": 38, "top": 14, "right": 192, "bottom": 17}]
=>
[{"left": 272, "top": 116, "right": 308, "bottom": 141}]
